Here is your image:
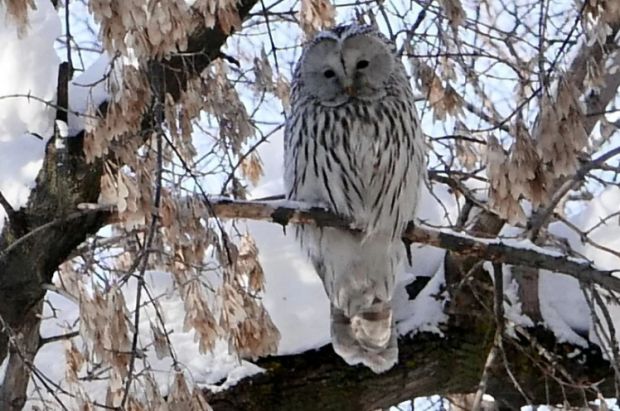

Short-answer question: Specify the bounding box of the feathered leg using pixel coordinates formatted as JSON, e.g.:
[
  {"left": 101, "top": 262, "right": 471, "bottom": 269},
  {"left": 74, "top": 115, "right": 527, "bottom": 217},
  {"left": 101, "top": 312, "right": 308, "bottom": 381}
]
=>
[{"left": 331, "top": 302, "right": 398, "bottom": 373}]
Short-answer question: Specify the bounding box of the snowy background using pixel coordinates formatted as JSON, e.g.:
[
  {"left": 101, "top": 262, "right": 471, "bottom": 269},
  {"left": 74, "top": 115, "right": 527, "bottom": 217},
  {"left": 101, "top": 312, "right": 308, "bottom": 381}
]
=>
[{"left": 1, "top": 0, "right": 620, "bottom": 409}]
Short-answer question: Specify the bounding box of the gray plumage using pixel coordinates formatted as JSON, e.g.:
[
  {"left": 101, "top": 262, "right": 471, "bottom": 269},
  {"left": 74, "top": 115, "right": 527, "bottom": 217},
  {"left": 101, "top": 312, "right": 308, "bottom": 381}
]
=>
[{"left": 283, "top": 24, "right": 425, "bottom": 373}]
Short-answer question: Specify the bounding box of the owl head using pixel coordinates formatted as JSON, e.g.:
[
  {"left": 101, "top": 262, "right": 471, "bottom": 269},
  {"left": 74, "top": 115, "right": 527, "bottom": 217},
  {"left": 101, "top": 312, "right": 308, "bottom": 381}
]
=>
[{"left": 297, "top": 24, "right": 397, "bottom": 107}]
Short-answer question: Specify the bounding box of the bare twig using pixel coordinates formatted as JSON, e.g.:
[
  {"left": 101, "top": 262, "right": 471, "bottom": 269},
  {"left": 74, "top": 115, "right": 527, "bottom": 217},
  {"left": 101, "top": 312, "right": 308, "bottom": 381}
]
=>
[
  {"left": 471, "top": 335, "right": 499, "bottom": 411},
  {"left": 38, "top": 331, "right": 80, "bottom": 348},
  {"left": 472, "top": 262, "right": 504, "bottom": 411},
  {"left": 528, "top": 146, "right": 620, "bottom": 241},
  {"left": 121, "top": 112, "right": 165, "bottom": 407}
]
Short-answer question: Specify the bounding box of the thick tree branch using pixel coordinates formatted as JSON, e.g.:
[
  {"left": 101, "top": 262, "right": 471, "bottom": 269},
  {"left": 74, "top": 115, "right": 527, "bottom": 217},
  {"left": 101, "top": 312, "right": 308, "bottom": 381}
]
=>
[{"left": 206, "top": 307, "right": 614, "bottom": 411}]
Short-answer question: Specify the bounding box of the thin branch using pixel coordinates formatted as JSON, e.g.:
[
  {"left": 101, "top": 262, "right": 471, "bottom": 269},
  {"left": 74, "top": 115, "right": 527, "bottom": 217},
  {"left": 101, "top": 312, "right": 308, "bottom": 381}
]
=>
[
  {"left": 472, "top": 262, "right": 504, "bottom": 411},
  {"left": 471, "top": 334, "right": 498, "bottom": 411},
  {"left": 528, "top": 146, "right": 620, "bottom": 241},
  {"left": 0, "top": 208, "right": 104, "bottom": 261},
  {"left": 64, "top": 0, "right": 73, "bottom": 75},
  {"left": 79, "top": 195, "right": 620, "bottom": 293},
  {"left": 204, "top": 198, "right": 620, "bottom": 292},
  {"left": 121, "top": 95, "right": 165, "bottom": 408},
  {"left": 38, "top": 331, "right": 79, "bottom": 348}
]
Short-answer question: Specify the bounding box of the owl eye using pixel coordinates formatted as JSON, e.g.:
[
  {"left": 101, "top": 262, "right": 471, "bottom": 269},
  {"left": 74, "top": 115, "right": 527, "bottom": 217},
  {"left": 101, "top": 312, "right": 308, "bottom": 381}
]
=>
[
  {"left": 356, "top": 60, "right": 369, "bottom": 69},
  {"left": 323, "top": 69, "right": 336, "bottom": 78}
]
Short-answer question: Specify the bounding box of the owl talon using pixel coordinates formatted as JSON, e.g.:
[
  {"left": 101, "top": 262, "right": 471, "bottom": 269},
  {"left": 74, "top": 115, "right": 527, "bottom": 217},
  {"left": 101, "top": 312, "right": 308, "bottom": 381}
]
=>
[{"left": 330, "top": 304, "right": 398, "bottom": 373}]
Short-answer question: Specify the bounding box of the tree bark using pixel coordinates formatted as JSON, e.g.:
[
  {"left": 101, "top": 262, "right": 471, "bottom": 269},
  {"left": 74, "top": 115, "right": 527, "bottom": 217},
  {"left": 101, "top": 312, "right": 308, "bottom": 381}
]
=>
[
  {"left": 206, "top": 308, "right": 614, "bottom": 410},
  {"left": 0, "top": 300, "right": 43, "bottom": 411}
]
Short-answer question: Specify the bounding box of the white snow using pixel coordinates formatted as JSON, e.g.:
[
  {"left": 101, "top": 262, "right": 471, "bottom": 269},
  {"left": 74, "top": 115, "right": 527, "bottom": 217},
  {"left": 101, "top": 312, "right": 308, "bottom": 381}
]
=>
[
  {"left": 544, "top": 186, "right": 620, "bottom": 356},
  {"left": 0, "top": 0, "right": 61, "bottom": 229},
  {"left": 67, "top": 53, "right": 114, "bottom": 136},
  {"left": 0, "top": 1, "right": 60, "bottom": 140},
  {"left": 0, "top": 3, "right": 115, "bottom": 232},
  {"left": 482, "top": 188, "right": 620, "bottom": 349},
  {"left": 250, "top": 220, "right": 332, "bottom": 353},
  {"left": 538, "top": 267, "right": 591, "bottom": 346},
  {"left": 395, "top": 260, "right": 448, "bottom": 336},
  {"left": 469, "top": 186, "right": 620, "bottom": 352},
  {"left": 538, "top": 269, "right": 590, "bottom": 347}
]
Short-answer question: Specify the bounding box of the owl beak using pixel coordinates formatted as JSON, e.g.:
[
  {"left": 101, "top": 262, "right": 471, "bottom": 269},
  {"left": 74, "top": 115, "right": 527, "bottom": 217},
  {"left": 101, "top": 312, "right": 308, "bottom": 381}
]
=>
[
  {"left": 344, "top": 85, "right": 357, "bottom": 97},
  {"left": 343, "top": 81, "right": 357, "bottom": 97}
]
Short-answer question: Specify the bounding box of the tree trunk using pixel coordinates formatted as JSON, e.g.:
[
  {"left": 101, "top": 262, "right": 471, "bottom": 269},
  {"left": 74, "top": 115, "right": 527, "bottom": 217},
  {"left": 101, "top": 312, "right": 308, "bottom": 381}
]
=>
[{"left": 0, "top": 300, "right": 43, "bottom": 411}]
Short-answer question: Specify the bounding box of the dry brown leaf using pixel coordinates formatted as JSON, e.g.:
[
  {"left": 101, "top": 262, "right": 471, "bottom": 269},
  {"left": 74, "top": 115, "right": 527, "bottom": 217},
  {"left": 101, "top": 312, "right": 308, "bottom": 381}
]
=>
[
  {"left": 439, "top": 0, "right": 465, "bottom": 30},
  {"left": 167, "top": 371, "right": 192, "bottom": 411},
  {"left": 486, "top": 135, "right": 526, "bottom": 224},
  {"left": 253, "top": 48, "right": 274, "bottom": 95},
  {"left": 219, "top": 282, "right": 247, "bottom": 328},
  {"left": 191, "top": 389, "right": 213, "bottom": 411},
  {"left": 416, "top": 63, "right": 463, "bottom": 121},
  {"left": 195, "top": 0, "right": 240, "bottom": 34},
  {"left": 241, "top": 152, "right": 264, "bottom": 187},
  {"left": 90, "top": 0, "right": 192, "bottom": 59},
  {"left": 144, "top": 373, "right": 167, "bottom": 410},
  {"left": 99, "top": 169, "right": 118, "bottom": 206},
  {"left": 236, "top": 234, "right": 265, "bottom": 292},
  {"left": 203, "top": 60, "right": 255, "bottom": 154},
  {"left": 151, "top": 322, "right": 170, "bottom": 360},
  {"left": 64, "top": 339, "right": 86, "bottom": 384},
  {"left": 299, "top": 0, "right": 336, "bottom": 36},
  {"left": 537, "top": 78, "right": 588, "bottom": 176},
  {"left": 275, "top": 76, "right": 291, "bottom": 110},
  {"left": 509, "top": 122, "right": 549, "bottom": 207},
  {"left": 232, "top": 294, "right": 280, "bottom": 360},
  {"left": 3, "top": 0, "right": 35, "bottom": 35},
  {"left": 181, "top": 280, "right": 220, "bottom": 354}
]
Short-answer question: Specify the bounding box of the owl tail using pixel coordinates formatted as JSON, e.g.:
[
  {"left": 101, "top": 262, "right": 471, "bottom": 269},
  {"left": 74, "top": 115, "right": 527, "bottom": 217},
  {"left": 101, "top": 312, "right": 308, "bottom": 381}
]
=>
[{"left": 330, "top": 302, "right": 398, "bottom": 373}]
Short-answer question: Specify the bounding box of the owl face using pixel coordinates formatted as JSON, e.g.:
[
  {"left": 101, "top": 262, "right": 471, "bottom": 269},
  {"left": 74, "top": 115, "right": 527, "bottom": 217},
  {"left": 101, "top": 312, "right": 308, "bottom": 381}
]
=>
[{"left": 299, "top": 26, "right": 395, "bottom": 107}]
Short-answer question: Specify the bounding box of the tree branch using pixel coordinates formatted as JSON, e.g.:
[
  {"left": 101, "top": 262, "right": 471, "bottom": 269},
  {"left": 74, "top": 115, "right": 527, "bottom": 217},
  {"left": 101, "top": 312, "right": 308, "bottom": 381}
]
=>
[
  {"left": 206, "top": 314, "right": 614, "bottom": 411},
  {"left": 208, "top": 197, "right": 620, "bottom": 292}
]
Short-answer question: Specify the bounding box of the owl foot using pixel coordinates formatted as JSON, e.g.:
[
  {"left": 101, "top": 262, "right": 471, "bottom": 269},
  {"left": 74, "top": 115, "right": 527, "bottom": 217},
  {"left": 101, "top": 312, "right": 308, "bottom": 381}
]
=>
[
  {"left": 330, "top": 306, "right": 398, "bottom": 374},
  {"left": 351, "top": 303, "right": 393, "bottom": 349},
  {"left": 332, "top": 330, "right": 398, "bottom": 373}
]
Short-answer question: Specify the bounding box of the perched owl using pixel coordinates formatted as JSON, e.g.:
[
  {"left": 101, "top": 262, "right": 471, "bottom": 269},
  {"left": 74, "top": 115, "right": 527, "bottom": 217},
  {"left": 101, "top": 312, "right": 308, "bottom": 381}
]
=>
[{"left": 283, "top": 24, "right": 425, "bottom": 373}]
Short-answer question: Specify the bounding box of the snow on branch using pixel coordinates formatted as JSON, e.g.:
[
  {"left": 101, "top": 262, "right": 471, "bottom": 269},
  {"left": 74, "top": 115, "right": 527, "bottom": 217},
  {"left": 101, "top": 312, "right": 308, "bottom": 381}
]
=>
[{"left": 209, "top": 197, "right": 620, "bottom": 292}]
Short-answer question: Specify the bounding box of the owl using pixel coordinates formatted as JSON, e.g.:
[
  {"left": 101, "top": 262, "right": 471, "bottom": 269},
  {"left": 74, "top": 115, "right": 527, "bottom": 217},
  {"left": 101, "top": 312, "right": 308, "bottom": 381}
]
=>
[{"left": 283, "top": 24, "right": 425, "bottom": 373}]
